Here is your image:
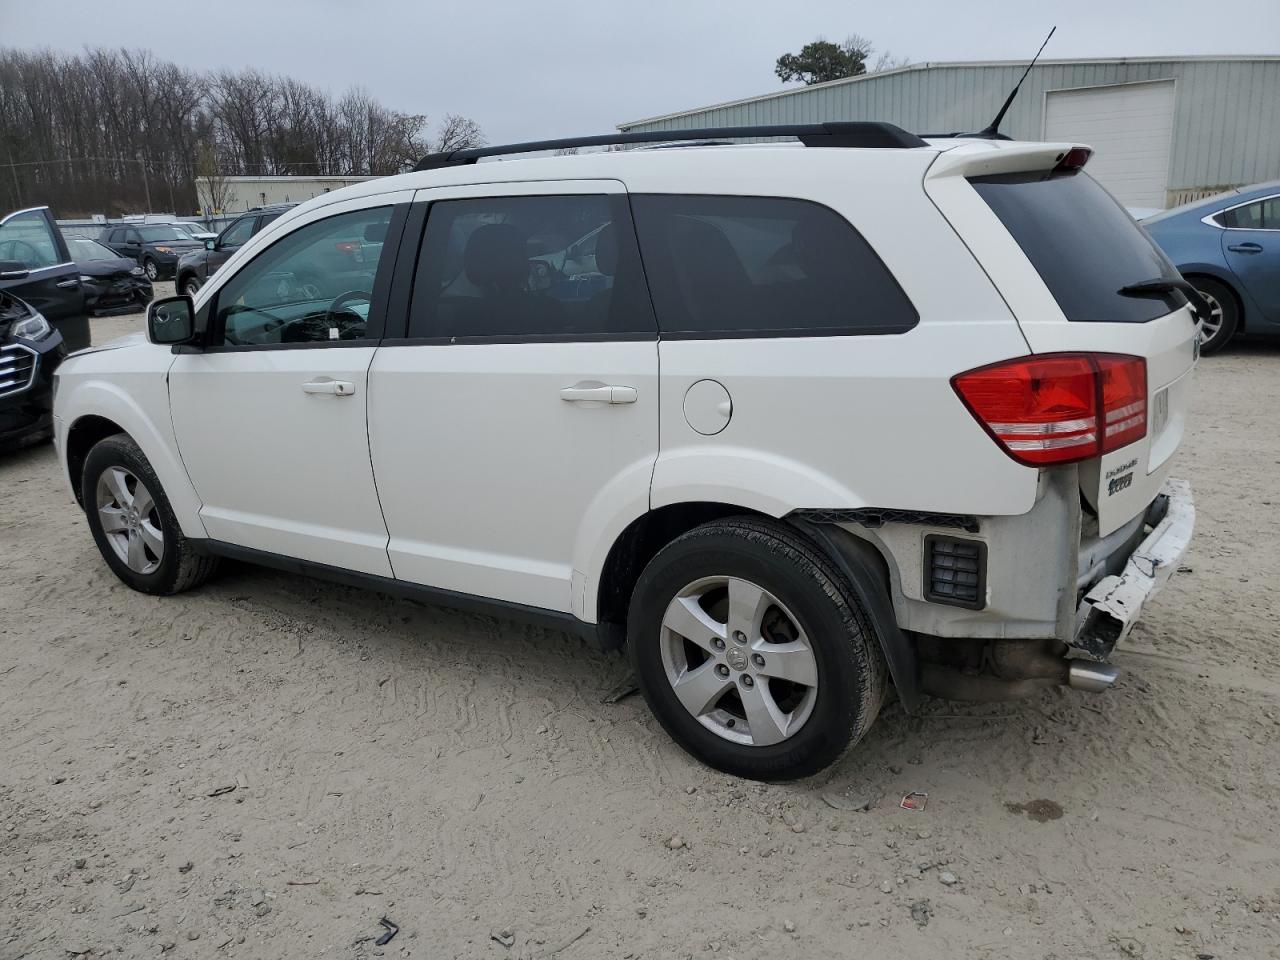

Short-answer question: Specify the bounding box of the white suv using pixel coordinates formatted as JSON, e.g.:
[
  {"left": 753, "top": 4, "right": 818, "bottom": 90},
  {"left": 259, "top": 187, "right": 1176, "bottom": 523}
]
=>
[{"left": 53, "top": 123, "right": 1196, "bottom": 780}]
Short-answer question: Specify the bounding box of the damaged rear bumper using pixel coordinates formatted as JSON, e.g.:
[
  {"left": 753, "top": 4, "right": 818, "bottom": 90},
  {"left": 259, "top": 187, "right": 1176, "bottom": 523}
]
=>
[{"left": 1074, "top": 477, "right": 1194, "bottom": 658}]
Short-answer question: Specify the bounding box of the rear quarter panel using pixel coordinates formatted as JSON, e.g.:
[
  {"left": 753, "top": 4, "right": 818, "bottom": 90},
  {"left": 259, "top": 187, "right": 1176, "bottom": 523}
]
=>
[{"left": 637, "top": 148, "right": 1041, "bottom": 519}]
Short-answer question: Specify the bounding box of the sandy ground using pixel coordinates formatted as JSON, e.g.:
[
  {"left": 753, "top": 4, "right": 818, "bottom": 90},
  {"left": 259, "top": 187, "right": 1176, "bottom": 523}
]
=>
[{"left": 2, "top": 296, "right": 1279, "bottom": 959}]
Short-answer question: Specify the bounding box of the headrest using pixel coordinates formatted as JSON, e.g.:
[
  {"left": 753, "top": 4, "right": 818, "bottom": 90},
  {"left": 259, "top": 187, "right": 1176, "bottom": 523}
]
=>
[{"left": 463, "top": 223, "right": 528, "bottom": 291}]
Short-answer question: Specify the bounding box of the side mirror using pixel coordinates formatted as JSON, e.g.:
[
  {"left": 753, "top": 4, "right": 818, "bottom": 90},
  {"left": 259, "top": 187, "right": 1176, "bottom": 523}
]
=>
[
  {"left": 0, "top": 260, "right": 30, "bottom": 281},
  {"left": 205, "top": 238, "right": 217, "bottom": 251},
  {"left": 147, "top": 295, "right": 198, "bottom": 347}
]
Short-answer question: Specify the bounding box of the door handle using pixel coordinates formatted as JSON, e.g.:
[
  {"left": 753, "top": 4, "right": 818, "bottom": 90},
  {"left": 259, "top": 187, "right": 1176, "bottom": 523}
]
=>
[
  {"left": 560, "top": 382, "right": 638, "bottom": 404},
  {"left": 56, "top": 278, "right": 79, "bottom": 289},
  {"left": 1227, "top": 242, "right": 1263, "bottom": 254},
  {"left": 302, "top": 379, "right": 356, "bottom": 396}
]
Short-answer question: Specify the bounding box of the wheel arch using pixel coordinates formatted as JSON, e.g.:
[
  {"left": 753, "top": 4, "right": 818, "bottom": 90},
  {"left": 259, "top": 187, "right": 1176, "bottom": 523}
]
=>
[
  {"left": 590, "top": 502, "right": 918, "bottom": 711},
  {"left": 60, "top": 381, "right": 206, "bottom": 539},
  {"left": 65, "top": 414, "right": 127, "bottom": 507}
]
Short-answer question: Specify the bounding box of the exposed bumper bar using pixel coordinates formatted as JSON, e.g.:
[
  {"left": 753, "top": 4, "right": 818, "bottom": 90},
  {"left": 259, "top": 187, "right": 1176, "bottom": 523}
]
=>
[{"left": 1073, "top": 477, "right": 1194, "bottom": 658}]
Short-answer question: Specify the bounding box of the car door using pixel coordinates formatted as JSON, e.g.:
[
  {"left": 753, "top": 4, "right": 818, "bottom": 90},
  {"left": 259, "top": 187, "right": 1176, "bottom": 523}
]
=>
[
  {"left": 1220, "top": 195, "right": 1280, "bottom": 325},
  {"left": 117, "top": 227, "right": 144, "bottom": 264},
  {"left": 0, "top": 206, "right": 89, "bottom": 350},
  {"left": 368, "top": 181, "right": 660, "bottom": 613},
  {"left": 168, "top": 194, "right": 411, "bottom": 575}
]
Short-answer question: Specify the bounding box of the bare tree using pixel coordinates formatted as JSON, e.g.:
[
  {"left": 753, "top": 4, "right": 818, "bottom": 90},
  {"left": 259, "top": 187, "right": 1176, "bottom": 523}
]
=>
[
  {"left": 193, "top": 142, "right": 236, "bottom": 214},
  {"left": 432, "top": 114, "right": 485, "bottom": 154},
  {"left": 0, "top": 45, "right": 484, "bottom": 214}
]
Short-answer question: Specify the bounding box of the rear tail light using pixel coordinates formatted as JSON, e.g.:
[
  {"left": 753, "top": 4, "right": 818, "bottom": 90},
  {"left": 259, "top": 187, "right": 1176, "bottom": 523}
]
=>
[{"left": 952, "top": 353, "right": 1146, "bottom": 466}]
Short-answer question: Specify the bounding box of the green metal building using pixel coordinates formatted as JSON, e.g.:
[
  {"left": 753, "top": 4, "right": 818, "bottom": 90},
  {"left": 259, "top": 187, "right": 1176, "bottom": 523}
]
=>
[{"left": 619, "top": 57, "right": 1280, "bottom": 209}]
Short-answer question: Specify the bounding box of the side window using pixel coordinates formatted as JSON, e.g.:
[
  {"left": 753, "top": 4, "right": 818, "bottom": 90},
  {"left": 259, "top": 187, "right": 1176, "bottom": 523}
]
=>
[
  {"left": 630, "top": 195, "right": 918, "bottom": 337},
  {"left": 219, "top": 216, "right": 256, "bottom": 248},
  {"left": 408, "top": 194, "right": 654, "bottom": 340},
  {"left": 213, "top": 206, "right": 393, "bottom": 347},
  {"left": 1223, "top": 201, "right": 1263, "bottom": 230},
  {"left": 126, "top": 229, "right": 142, "bottom": 244},
  {"left": 1223, "top": 198, "right": 1278, "bottom": 230},
  {"left": 255, "top": 212, "right": 284, "bottom": 233},
  {"left": 0, "top": 210, "right": 62, "bottom": 268}
]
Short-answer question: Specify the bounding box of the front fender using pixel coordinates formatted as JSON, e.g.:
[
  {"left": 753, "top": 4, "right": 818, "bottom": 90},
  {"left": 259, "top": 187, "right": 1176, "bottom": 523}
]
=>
[{"left": 57, "top": 369, "right": 206, "bottom": 540}]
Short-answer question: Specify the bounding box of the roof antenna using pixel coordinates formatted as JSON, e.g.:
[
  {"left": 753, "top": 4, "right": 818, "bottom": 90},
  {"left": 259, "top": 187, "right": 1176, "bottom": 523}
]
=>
[{"left": 974, "top": 26, "right": 1056, "bottom": 139}]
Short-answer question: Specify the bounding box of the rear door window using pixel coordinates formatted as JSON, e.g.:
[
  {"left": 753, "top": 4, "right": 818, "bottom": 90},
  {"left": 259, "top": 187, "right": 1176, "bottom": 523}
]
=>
[
  {"left": 1221, "top": 197, "right": 1279, "bottom": 230},
  {"left": 629, "top": 194, "right": 917, "bottom": 337},
  {"left": 408, "top": 194, "right": 655, "bottom": 340},
  {"left": 970, "top": 170, "right": 1184, "bottom": 323}
]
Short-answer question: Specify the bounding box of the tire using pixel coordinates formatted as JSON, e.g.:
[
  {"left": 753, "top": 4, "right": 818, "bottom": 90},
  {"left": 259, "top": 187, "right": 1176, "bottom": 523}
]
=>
[
  {"left": 181, "top": 275, "right": 201, "bottom": 297},
  {"left": 627, "top": 516, "right": 887, "bottom": 780},
  {"left": 143, "top": 258, "right": 159, "bottom": 282},
  {"left": 81, "top": 434, "right": 218, "bottom": 595},
  {"left": 1189, "top": 277, "right": 1238, "bottom": 355}
]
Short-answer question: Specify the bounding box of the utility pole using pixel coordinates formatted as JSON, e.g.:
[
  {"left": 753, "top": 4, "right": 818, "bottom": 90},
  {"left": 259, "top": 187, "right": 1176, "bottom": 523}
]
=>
[
  {"left": 6, "top": 150, "right": 20, "bottom": 207},
  {"left": 138, "top": 152, "right": 152, "bottom": 212}
]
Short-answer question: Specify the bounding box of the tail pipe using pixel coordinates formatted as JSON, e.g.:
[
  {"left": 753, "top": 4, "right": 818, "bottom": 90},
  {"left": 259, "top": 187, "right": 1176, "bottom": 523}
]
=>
[{"left": 1067, "top": 660, "right": 1119, "bottom": 693}]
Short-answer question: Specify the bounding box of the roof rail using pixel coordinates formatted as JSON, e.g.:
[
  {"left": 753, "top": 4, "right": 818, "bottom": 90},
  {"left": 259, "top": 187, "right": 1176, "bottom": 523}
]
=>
[{"left": 413, "top": 122, "right": 928, "bottom": 171}]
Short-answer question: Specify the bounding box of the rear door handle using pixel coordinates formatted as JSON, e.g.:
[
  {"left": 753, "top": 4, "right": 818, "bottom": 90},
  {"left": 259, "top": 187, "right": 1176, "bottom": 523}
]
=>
[
  {"left": 56, "top": 278, "right": 79, "bottom": 289},
  {"left": 560, "top": 382, "right": 638, "bottom": 404},
  {"left": 1227, "top": 242, "right": 1263, "bottom": 253},
  {"left": 302, "top": 379, "right": 356, "bottom": 396}
]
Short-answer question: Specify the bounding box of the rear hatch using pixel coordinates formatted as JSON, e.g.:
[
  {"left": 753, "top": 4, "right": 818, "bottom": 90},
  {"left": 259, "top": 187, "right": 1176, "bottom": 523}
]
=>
[{"left": 924, "top": 141, "right": 1198, "bottom": 536}]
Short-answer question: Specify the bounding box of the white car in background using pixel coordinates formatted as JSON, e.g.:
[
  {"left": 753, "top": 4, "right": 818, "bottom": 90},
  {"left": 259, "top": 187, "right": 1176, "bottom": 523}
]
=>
[{"left": 52, "top": 123, "right": 1195, "bottom": 779}]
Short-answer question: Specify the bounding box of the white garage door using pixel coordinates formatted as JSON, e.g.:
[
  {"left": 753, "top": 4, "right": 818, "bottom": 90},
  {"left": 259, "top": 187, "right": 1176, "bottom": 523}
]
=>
[{"left": 1044, "top": 79, "right": 1175, "bottom": 209}]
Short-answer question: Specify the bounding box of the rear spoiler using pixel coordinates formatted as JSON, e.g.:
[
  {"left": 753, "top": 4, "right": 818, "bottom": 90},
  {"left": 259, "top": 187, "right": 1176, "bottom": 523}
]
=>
[{"left": 923, "top": 140, "right": 1092, "bottom": 182}]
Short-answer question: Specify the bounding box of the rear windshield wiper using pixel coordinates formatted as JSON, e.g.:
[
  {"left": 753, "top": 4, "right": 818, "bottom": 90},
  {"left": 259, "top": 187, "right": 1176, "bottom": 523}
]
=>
[{"left": 1118, "top": 277, "right": 1209, "bottom": 322}]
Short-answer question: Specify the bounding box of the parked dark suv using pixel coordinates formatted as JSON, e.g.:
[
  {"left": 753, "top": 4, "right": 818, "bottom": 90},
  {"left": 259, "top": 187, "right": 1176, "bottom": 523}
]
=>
[
  {"left": 0, "top": 288, "right": 66, "bottom": 450},
  {"left": 0, "top": 205, "right": 90, "bottom": 351},
  {"left": 100, "top": 223, "right": 204, "bottom": 281},
  {"left": 175, "top": 204, "right": 295, "bottom": 297}
]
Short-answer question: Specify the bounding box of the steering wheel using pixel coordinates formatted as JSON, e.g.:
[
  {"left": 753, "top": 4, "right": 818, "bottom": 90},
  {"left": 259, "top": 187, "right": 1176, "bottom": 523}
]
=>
[{"left": 325, "top": 290, "right": 373, "bottom": 334}]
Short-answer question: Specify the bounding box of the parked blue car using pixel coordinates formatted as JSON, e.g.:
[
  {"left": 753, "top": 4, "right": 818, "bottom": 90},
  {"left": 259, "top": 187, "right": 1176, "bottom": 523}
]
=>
[{"left": 1143, "top": 181, "right": 1280, "bottom": 355}]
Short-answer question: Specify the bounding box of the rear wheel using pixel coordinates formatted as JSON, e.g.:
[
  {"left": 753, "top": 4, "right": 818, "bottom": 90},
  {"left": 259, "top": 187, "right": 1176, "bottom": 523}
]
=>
[
  {"left": 627, "top": 517, "right": 887, "bottom": 780},
  {"left": 1189, "top": 277, "right": 1238, "bottom": 355},
  {"left": 82, "top": 434, "right": 217, "bottom": 595}
]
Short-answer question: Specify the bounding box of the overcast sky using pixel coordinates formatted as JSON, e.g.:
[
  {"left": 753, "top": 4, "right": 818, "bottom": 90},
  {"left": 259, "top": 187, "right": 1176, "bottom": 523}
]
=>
[{"left": 2, "top": 0, "right": 1276, "bottom": 143}]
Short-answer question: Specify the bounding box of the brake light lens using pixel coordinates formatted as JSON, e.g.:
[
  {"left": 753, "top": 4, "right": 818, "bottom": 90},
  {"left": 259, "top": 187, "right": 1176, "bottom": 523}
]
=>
[
  {"left": 1055, "top": 147, "right": 1092, "bottom": 171},
  {"left": 952, "top": 353, "right": 1146, "bottom": 466}
]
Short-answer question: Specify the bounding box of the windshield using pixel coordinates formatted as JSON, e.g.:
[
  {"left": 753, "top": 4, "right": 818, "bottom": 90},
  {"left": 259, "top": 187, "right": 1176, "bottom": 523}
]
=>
[
  {"left": 969, "top": 170, "right": 1185, "bottom": 323},
  {"left": 68, "top": 237, "right": 120, "bottom": 261},
  {"left": 138, "top": 225, "right": 189, "bottom": 242}
]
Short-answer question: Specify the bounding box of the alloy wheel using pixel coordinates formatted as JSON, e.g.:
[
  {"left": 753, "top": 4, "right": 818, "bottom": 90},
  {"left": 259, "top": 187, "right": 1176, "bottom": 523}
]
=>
[
  {"left": 144, "top": 260, "right": 159, "bottom": 281},
  {"left": 96, "top": 466, "right": 164, "bottom": 574},
  {"left": 1194, "top": 288, "right": 1223, "bottom": 345},
  {"left": 660, "top": 576, "right": 819, "bottom": 747}
]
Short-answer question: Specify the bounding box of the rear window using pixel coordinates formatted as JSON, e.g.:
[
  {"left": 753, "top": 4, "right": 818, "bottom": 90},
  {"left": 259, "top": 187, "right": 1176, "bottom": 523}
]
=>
[
  {"left": 970, "top": 170, "right": 1184, "bottom": 323},
  {"left": 630, "top": 195, "right": 918, "bottom": 337}
]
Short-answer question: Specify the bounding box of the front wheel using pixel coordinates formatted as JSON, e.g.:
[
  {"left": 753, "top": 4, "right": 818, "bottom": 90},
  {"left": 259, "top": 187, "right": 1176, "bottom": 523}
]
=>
[
  {"left": 82, "top": 434, "right": 218, "bottom": 595},
  {"left": 143, "top": 258, "right": 159, "bottom": 281},
  {"left": 182, "top": 275, "right": 201, "bottom": 297},
  {"left": 1190, "top": 277, "right": 1238, "bottom": 355},
  {"left": 627, "top": 517, "right": 887, "bottom": 780}
]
